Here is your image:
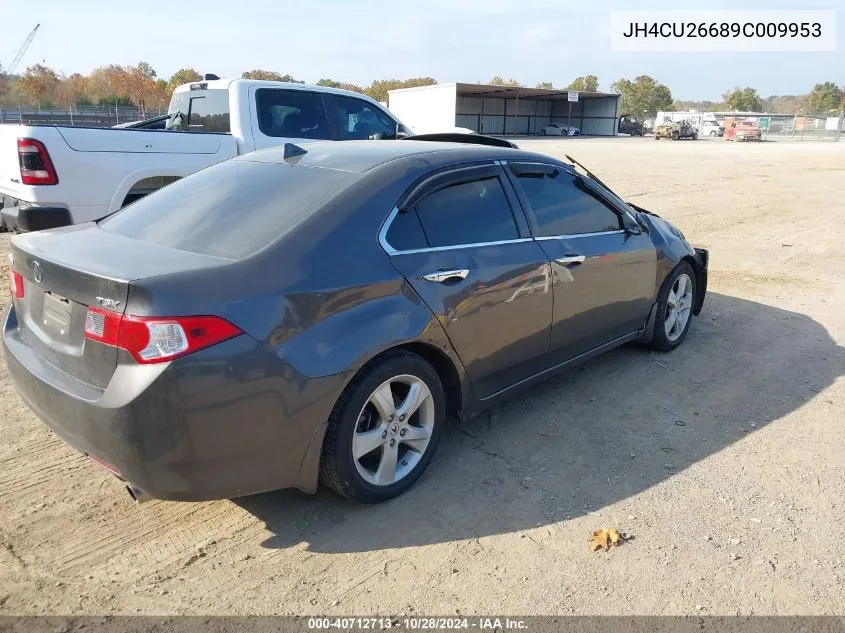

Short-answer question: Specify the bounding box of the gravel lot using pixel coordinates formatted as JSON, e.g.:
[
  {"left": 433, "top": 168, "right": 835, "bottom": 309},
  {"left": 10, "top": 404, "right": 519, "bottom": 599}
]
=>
[{"left": 1, "top": 137, "right": 843, "bottom": 616}]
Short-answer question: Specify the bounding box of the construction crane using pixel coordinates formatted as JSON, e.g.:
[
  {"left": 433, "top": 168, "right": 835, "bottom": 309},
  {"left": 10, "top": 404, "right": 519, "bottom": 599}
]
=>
[{"left": 3, "top": 24, "right": 41, "bottom": 76}]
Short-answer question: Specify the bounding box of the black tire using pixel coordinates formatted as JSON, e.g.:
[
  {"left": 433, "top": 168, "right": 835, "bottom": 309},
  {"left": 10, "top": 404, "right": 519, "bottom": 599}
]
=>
[
  {"left": 710, "top": 130, "right": 717, "bottom": 137},
  {"left": 320, "top": 351, "right": 445, "bottom": 502},
  {"left": 540, "top": 129, "right": 547, "bottom": 136},
  {"left": 671, "top": 131, "right": 680, "bottom": 141},
  {"left": 649, "top": 262, "right": 697, "bottom": 352},
  {"left": 560, "top": 129, "right": 568, "bottom": 136}
]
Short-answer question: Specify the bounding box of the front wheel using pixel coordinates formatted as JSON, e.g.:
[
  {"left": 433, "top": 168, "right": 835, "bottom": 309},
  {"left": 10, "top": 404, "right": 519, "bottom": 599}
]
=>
[
  {"left": 650, "top": 262, "right": 697, "bottom": 352},
  {"left": 540, "top": 129, "right": 547, "bottom": 136},
  {"left": 320, "top": 351, "right": 445, "bottom": 502}
]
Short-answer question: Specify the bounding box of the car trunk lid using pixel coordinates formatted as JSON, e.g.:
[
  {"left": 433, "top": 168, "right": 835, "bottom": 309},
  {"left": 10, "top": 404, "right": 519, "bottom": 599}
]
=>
[{"left": 9, "top": 225, "right": 229, "bottom": 389}]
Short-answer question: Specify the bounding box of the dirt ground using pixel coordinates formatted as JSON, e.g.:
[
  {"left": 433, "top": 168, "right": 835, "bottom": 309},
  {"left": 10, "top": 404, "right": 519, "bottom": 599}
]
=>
[{"left": 1, "top": 137, "right": 843, "bottom": 616}]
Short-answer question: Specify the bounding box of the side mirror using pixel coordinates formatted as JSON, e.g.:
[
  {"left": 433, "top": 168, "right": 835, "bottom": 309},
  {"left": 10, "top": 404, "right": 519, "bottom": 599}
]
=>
[
  {"left": 369, "top": 132, "right": 386, "bottom": 140},
  {"left": 623, "top": 216, "right": 643, "bottom": 235}
]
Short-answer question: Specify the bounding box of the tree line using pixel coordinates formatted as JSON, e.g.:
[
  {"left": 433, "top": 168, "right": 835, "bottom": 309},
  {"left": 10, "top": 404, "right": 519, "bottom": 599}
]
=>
[
  {"left": 0, "top": 61, "right": 439, "bottom": 109},
  {"left": 1, "top": 61, "right": 842, "bottom": 119}
]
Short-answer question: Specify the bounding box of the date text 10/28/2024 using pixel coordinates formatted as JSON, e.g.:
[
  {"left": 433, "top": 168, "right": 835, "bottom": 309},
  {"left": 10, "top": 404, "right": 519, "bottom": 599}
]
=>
[{"left": 308, "top": 617, "right": 528, "bottom": 630}]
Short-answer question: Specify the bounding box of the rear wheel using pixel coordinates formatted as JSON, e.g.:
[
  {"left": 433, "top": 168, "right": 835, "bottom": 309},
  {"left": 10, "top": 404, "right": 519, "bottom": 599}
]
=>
[
  {"left": 320, "top": 351, "right": 445, "bottom": 502},
  {"left": 560, "top": 129, "right": 569, "bottom": 136},
  {"left": 710, "top": 130, "right": 717, "bottom": 137},
  {"left": 671, "top": 131, "right": 680, "bottom": 140},
  {"left": 650, "top": 262, "right": 696, "bottom": 352}
]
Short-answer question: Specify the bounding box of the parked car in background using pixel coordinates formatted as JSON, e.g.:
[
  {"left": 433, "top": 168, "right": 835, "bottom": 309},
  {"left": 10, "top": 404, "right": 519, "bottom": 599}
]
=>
[
  {"left": 699, "top": 120, "right": 724, "bottom": 137},
  {"left": 112, "top": 114, "right": 170, "bottom": 130},
  {"left": 725, "top": 120, "right": 762, "bottom": 142},
  {"left": 4, "top": 138, "right": 708, "bottom": 505},
  {"left": 654, "top": 120, "right": 698, "bottom": 141},
  {"left": 539, "top": 122, "right": 580, "bottom": 136},
  {"left": 618, "top": 117, "right": 644, "bottom": 136},
  {"left": 0, "top": 78, "right": 419, "bottom": 232}
]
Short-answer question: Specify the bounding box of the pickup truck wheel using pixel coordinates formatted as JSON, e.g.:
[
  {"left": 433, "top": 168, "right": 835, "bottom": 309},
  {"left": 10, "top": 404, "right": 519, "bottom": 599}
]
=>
[{"left": 320, "top": 351, "right": 445, "bottom": 503}]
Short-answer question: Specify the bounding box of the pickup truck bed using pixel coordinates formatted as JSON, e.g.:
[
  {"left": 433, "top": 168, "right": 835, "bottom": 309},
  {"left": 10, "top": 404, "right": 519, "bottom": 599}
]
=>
[{"left": 0, "top": 124, "right": 237, "bottom": 230}]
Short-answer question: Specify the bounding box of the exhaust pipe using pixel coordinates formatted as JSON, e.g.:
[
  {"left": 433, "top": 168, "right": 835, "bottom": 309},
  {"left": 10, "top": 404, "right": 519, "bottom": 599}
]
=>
[{"left": 126, "top": 484, "right": 151, "bottom": 504}]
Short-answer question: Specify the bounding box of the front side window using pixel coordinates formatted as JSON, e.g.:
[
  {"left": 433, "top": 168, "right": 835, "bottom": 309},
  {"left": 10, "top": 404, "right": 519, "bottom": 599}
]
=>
[
  {"left": 255, "top": 89, "right": 331, "bottom": 139},
  {"left": 514, "top": 168, "right": 621, "bottom": 237},
  {"left": 331, "top": 95, "right": 397, "bottom": 140},
  {"left": 407, "top": 176, "right": 519, "bottom": 248}
]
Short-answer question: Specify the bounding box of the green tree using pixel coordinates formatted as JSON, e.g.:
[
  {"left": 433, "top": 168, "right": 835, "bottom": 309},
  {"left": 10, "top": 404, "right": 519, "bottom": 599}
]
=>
[
  {"left": 536, "top": 81, "right": 554, "bottom": 89},
  {"left": 137, "top": 61, "right": 157, "bottom": 79},
  {"left": 241, "top": 70, "right": 304, "bottom": 83},
  {"left": 167, "top": 68, "right": 202, "bottom": 92},
  {"left": 317, "top": 78, "right": 365, "bottom": 93},
  {"left": 365, "top": 77, "right": 436, "bottom": 103},
  {"left": 567, "top": 75, "right": 599, "bottom": 92},
  {"left": 489, "top": 76, "right": 521, "bottom": 87},
  {"left": 723, "top": 87, "right": 762, "bottom": 112},
  {"left": 610, "top": 75, "right": 672, "bottom": 117},
  {"left": 806, "top": 82, "right": 843, "bottom": 113}
]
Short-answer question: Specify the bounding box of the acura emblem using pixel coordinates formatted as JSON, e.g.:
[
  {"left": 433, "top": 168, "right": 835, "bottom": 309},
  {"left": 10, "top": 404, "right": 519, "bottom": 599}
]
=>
[{"left": 31, "top": 261, "right": 43, "bottom": 284}]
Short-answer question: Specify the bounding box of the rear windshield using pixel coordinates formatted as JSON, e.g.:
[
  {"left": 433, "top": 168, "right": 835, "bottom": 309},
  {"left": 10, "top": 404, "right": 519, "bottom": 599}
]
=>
[
  {"left": 168, "top": 89, "right": 231, "bottom": 133},
  {"left": 99, "top": 160, "right": 360, "bottom": 259}
]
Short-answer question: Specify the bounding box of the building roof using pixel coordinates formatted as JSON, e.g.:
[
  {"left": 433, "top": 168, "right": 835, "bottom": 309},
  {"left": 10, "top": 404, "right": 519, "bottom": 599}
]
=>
[{"left": 388, "top": 82, "right": 619, "bottom": 101}]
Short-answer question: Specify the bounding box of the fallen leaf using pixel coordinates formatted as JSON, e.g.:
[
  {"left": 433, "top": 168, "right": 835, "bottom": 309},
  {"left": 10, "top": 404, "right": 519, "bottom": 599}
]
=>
[{"left": 590, "top": 528, "right": 626, "bottom": 551}]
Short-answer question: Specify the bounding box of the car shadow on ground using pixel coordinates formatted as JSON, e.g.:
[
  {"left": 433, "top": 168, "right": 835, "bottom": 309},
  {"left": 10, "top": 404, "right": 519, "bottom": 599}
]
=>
[{"left": 235, "top": 292, "right": 845, "bottom": 553}]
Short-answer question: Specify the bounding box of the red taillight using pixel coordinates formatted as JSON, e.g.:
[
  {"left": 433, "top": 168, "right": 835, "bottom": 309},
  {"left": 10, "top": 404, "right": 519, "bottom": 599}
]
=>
[
  {"left": 7, "top": 254, "right": 24, "bottom": 299},
  {"left": 84, "top": 308, "right": 241, "bottom": 364},
  {"left": 18, "top": 138, "right": 58, "bottom": 186}
]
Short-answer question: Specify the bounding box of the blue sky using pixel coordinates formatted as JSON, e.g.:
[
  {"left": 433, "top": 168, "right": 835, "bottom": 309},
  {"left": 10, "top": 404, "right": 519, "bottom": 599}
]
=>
[{"left": 2, "top": 0, "right": 842, "bottom": 100}]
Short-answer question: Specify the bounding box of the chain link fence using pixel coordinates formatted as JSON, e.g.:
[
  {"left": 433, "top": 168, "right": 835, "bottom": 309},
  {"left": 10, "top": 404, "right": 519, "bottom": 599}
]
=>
[
  {"left": 0, "top": 104, "right": 166, "bottom": 127},
  {"left": 760, "top": 113, "right": 843, "bottom": 141}
]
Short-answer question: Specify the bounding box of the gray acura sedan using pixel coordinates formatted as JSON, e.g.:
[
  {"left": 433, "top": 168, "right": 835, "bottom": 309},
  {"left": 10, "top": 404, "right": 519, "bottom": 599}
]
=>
[{"left": 4, "top": 138, "right": 708, "bottom": 504}]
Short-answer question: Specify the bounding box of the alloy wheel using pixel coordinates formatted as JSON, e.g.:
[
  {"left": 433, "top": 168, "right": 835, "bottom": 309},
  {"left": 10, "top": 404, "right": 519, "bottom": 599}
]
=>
[
  {"left": 352, "top": 375, "right": 435, "bottom": 486},
  {"left": 665, "top": 273, "right": 693, "bottom": 342}
]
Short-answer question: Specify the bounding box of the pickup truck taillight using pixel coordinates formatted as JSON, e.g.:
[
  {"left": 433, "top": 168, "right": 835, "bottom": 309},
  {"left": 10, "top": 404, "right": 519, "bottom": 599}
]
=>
[
  {"left": 17, "top": 138, "right": 58, "bottom": 185},
  {"left": 84, "top": 308, "right": 242, "bottom": 364}
]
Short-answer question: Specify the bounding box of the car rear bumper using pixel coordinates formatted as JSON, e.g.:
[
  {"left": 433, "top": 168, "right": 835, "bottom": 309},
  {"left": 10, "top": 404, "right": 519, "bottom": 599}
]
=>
[
  {"left": 1, "top": 194, "right": 71, "bottom": 232},
  {"left": 3, "top": 304, "right": 347, "bottom": 501}
]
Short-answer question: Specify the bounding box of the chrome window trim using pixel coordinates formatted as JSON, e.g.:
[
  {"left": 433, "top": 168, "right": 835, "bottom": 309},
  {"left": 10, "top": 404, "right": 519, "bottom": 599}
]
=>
[
  {"left": 379, "top": 206, "right": 534, "bottom": 255},
  {"left": 535, "top": 229, "right": 626, "bottom": 240}
]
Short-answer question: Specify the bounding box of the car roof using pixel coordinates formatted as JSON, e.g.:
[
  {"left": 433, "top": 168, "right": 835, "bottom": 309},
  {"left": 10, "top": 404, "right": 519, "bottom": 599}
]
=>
[{"left": 237, "top": 140, "right": 547, "bottom": 174}]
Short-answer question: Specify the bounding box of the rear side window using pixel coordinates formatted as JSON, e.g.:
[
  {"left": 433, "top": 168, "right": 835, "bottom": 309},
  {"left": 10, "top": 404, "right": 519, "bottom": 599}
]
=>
[
  {"left": 386, "top": 209, "right": 427, "bottom": 251},
  {"left": 255, "top": 89, "right": 331, "bottom": 139},
  {"left": 168, "top": 89, "right": 231, "bottom": 133},
  {"left": 99, "top": 161, "right": 360, "bottom": 259},
  {"left": 406, "top": 177, "right": 519, "bottom": 249},
  {"left": 331, "top": 95, "right": 397, "bottom": 140},
  {"left": 515, "top": 169, "right": 621, "bottom": 236}
]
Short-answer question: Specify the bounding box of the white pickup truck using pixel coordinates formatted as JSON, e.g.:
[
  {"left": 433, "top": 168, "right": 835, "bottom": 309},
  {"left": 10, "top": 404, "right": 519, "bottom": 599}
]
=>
[{"left": 1, "top": 78, "right": 422, "bottom": 231}]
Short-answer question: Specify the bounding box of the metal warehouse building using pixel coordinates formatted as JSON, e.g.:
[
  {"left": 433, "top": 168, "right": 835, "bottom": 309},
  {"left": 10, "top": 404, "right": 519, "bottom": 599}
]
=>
[{"left": 388, "top": 82, "right": 621, "bottom": 137}]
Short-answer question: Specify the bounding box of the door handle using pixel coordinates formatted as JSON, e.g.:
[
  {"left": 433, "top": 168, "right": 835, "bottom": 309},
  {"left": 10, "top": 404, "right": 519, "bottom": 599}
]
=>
[
  {"left": 422, "top": 269, "right": 470, "bottom": 283},
  {"left": 555, "top": 255, "right": 586, "bottom": 266}
]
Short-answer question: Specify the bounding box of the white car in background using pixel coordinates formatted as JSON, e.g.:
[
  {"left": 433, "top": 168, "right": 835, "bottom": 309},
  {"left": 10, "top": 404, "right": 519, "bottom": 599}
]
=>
[{"left": 538, "top": 122, "right": 580, "bottom": 136}]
